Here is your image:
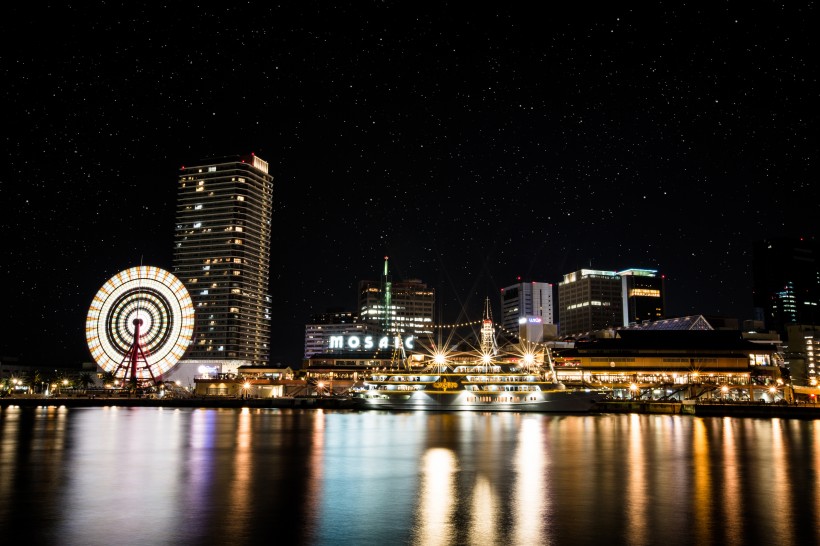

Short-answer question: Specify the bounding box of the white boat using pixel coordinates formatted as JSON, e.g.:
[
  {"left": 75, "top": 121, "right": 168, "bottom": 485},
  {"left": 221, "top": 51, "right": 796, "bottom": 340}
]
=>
[
  {"left": 351, "top": 366, "right": 606, "bottom": 412},
  {"left": 351, "top": 301, "right": 607, "bottom": 412}
]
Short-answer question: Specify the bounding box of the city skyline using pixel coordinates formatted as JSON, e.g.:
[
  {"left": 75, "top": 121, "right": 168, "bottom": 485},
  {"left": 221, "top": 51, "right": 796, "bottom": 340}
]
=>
[{"left": 3, "top": 4, "right": 818, "bottom": 367}]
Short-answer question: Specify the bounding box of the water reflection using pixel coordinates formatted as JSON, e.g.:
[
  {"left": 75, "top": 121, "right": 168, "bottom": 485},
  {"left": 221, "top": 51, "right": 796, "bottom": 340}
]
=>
[
  {"left": 412, "top": 448, "right": 457, "bottom": 546},
  {"left": 692, "top": 417, "right": 713, "bottom": 545},
  {"left": 511, "top": 417, "right": 548, "bottom": 545},
  {"left": 721, "top": 418, "right": 742, "bottom": 544},
  {"left": 468, "top": 474, "right": 497, "bottom": 543},
  {"left": 625, "top": 413, "right": 648, "bottom": 546},
  {"left": 2, "top": 407, "right": 820, "bottom": 545}
]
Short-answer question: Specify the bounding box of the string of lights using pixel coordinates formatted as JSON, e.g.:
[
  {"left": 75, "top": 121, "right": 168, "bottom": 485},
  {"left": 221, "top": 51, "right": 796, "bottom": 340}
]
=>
[
  {"left": 427, "top": 319, "right": 556, "bottom": 354},
  {"left": 431, "top": 319, "right": 483, "bottom": 329}
]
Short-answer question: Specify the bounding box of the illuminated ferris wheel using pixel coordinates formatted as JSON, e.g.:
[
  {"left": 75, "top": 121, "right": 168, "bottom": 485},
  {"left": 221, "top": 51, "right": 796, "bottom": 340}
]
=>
[{"left": 86, "top": 266, "right": 195, "bottom": 385}]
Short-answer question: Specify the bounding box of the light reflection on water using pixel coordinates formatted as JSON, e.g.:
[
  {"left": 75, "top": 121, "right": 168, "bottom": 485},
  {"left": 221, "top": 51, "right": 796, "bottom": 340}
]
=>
[{"left": 2, "top": 407, "right": 820, "bottom": 545}]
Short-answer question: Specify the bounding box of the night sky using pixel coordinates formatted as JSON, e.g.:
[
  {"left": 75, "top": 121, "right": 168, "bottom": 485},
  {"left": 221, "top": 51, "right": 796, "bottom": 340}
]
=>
[{"left": 3, "top": 3, "right": 818, "bottom": 367}]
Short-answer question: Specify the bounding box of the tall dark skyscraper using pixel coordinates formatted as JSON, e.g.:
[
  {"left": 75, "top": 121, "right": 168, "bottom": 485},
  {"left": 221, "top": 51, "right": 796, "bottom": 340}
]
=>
[
  {"left": 173, "top": 154, "right": 274, "bottom": 370},
  {"left": 618, "top": 268, "right": 665, "bottom": 326},
  {"left": 753, "top": 237, "right": 820, "bottom": 335}
]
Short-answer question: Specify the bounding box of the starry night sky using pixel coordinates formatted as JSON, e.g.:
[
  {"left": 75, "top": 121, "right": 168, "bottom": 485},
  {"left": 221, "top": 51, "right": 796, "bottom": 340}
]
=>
[{"left": 3, "top": 3, "right": 818, "bottom": 367}]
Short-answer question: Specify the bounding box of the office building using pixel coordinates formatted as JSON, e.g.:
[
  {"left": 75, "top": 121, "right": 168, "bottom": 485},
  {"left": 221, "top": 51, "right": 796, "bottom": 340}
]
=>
[
  {"left": 173, "top": 154, "right": 273, "bottom": 371},
  {"left": 753, "top": 237, "right": 819, "bottom": 335},
  {"left": 358, "top": 258, "right": 434, "bottom": 337},
  {"left": 785, "top": 324, "right": 819, "bottom": 386},
  {"left": 618, "top": 268, "right": 665, "bottom": 326},
  {"left": 500, "top": 281, "right": 555, "bottom": 342},
  {"left": 558, "top": 269, "right": 622, "bottom": 337}
]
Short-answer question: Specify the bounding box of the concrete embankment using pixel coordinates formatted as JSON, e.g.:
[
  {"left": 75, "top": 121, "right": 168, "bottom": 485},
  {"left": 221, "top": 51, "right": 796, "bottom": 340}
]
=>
[
  {"left": 5, "top": 397, "right": 820, "bottom": 418},
  {"left": 596, "top": 400, "right": 820, "bottom": 419},
  {"left": 0, "top": 396, "right": 356, "bottom": 410},
  {"left": 595, "top": 400, "right": 684, "bottom": 414}
]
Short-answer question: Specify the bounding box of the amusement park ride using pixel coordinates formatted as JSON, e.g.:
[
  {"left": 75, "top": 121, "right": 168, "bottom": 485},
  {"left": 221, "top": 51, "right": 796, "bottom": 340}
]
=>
[{"left": 86, "top": 266, "right": 194, "bottom": 388}]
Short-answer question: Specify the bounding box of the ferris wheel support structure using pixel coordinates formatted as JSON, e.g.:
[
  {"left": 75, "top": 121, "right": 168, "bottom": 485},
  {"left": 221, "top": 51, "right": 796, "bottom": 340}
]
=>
[{"left": 113, "top": 318, "right": 157, "bottom": 387}]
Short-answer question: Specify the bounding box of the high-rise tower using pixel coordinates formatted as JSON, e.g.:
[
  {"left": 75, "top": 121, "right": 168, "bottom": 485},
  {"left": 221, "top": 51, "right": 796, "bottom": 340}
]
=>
[
  {"left": 358, "top": 258, "right": 434, "bottom": 338},
  {"left": 618, "top": 268, "right": 665, "bottom": 326},
  {"left": 558, "top": 269, "right": 623, "bottom": 337},
  {"left": 174, "top": 154, "right": 273, "bottom": 371},
  {"left": 500, "top": 280, "right": 555, "bottom": 340}
]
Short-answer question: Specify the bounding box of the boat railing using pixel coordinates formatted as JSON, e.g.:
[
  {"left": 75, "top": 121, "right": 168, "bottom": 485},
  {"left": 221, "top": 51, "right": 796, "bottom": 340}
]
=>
[
  {"left": 463, "top": 376, "right": 541, "bottom": 383},
  {"left": 471, "top": 385, "right": 541, "bottom": 393}
]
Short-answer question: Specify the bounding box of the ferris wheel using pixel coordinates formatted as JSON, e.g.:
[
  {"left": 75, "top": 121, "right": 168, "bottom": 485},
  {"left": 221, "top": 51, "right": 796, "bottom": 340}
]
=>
[{"left": 86, "top": 266, "right": 195, "bottom": 385}]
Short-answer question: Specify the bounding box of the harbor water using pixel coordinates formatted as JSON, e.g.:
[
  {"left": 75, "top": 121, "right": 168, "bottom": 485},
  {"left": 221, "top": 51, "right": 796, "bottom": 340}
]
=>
[{"left": 1, "top": 406, "right": 819, "bottom": 546}]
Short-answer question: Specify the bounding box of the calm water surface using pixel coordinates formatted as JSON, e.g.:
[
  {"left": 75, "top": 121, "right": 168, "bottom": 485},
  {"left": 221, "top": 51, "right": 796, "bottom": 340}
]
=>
[{"left": 1, "top": 406, "right": 819, "bottom": 546}]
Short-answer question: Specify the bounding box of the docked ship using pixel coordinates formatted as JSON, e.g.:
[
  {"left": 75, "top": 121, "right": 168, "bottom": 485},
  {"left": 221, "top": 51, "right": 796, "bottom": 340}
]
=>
[{"left": 351, "top": 300, "right": 608, "bottom": 412}]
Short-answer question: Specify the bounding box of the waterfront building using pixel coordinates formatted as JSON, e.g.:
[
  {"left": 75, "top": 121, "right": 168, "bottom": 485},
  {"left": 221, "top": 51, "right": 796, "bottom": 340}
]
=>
[
  {"left": 558, "top": 269, "right": 623, "bottom": 337},
  {"left": 785, "top": 324, "right": 820, "bottom": 386},
  {"left": 304, "top": 310, "right": 382, "bottom": 360},
  {"left": 194, "top": 366, "right": 297, "bottom": 397},
  {"left": 173, "top": 154, "right": 274, "bottom": 372},
  {"left": 500, "top": 280, "right": 556, "bottom": 342},
  {"left": 753, "top": 237, "right": 820, "bottom": 335},
  {"left": 618, "top": 268, "right": 665, "bottom": 326},
  {"left": 304, "top": 351, "right": 409, "bottom": 395},
  {"left": 555, "top": 330, "right": 781, "bottom": 401},
  {"left": 358, "top": 258, "right": 434, "bottom": 337}
]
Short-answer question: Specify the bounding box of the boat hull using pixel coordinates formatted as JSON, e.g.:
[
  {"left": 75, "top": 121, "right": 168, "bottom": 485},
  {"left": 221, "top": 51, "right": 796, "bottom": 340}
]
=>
[{"left": 352, "top": 389, "right": 606, "bottom": 412}]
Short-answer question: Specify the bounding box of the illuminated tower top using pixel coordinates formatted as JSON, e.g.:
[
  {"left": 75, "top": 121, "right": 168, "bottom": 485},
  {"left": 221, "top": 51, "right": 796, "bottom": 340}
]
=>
[
  {"left": 383, "top": 256, "right": 392, "bottom": 333},
  {"left": 481, "top": 297, "right": 498, "bottom": 355}
]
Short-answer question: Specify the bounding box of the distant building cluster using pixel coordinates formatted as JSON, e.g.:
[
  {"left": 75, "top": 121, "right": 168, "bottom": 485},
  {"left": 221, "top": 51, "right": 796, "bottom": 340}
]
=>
[
  {"left": 9, "top": 154, "right": 820, "bottom": 399},
  {"left": 297, "top": 236, "right": 819, "bottom": 388},
  {"left": 87, "top": 153, "right": 820, "bottom": 391}
]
